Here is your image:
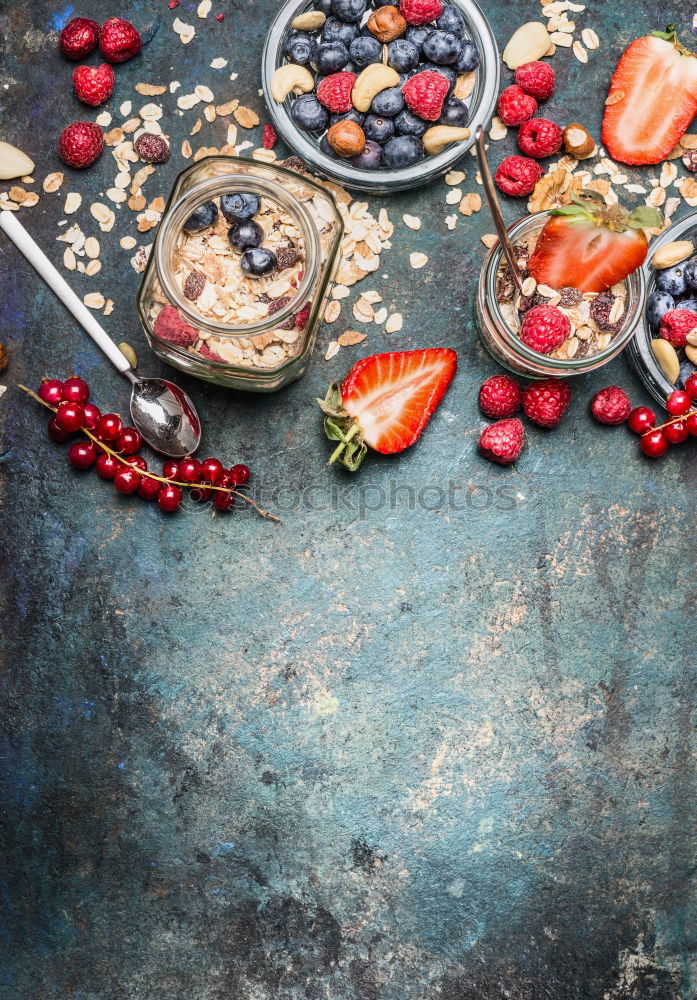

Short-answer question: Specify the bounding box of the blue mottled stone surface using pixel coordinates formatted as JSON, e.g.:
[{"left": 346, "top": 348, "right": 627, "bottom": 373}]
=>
[{"left": 0, "top": 1, "right": 695, "bottom": 997}]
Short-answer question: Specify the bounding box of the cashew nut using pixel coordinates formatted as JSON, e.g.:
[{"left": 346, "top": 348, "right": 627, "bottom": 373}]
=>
[
  {"left": 291, "top": 10, "right": 326, "bottom": 31},
  {"left": 422, "top": 125, "right": 470, "bottom": 155},
  {"left": 686, "top": 344, "right": 697, "bottom": 365},
  {"left": 351, "top": 63, "right": 400, "bottom": 113},
  {"left": 270, "top": 64, "right": 315, "bottom": 103}
]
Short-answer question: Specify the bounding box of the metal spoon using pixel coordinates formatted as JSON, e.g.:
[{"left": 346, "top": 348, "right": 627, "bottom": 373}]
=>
[{"left": 0, "top": 211, "right": 201, "bottom": 457}]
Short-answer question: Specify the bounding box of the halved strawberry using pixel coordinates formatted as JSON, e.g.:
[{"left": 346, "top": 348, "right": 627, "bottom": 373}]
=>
[
  {"left": 318, "top": 348, "right": 457, "bottom": 470},
  {"left": 602, "top": 28, "right": 697, "bottom": 165},
  {"left": 528, "top": 194, "right": 662, "bottom": 294}
]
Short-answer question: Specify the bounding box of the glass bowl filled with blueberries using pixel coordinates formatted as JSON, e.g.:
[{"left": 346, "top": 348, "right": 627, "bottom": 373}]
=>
[
  {"left": 628, "top": 213, "right": 697, "bottom": 405},
  {"left": 262, "top": 0, "right": 498, "bottom": 192}
]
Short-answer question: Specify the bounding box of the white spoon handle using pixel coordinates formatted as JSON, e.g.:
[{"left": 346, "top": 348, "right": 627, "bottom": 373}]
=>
[{"left": 0, "top": 210, "right": 131, "bottom": 374}]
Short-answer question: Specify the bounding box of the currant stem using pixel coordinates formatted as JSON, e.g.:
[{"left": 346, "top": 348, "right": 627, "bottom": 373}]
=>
[{"left": 643, "top": 408, "right": 697, "bottom": 436}]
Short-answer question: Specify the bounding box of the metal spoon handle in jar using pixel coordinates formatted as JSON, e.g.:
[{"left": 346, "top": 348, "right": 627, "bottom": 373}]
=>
[{"left": 475, "top": 127, "right": 525, "bottom": 293}]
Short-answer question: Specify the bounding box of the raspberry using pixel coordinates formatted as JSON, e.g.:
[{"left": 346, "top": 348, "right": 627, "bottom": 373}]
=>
[
  {"left": 294, "top": 301, "right": 312, "bottom": 330},
  {"left": 479, "top": 418, "right": 525, "bottom": 465},
  {"left": 479, "top": 374, "right": 522, "bottom": 419},
  {"left": 198, "top": 342, "right": 225, "bottom": 363},
  {"left": 659, "top": 309, "right": 697, "bottom": 348},
  {"left": 590, "top": 386, "right": 632, "bottom": 425},
  {"left": 262, "top": 124, "right": 278, "bottom": 149},
  {"left": 519, "top": 304, "right": 570, "bottom": 354},
  {"left": 494, "top": 155, "right": 542, "bottom": 197},
  {"left": 402, "top": 71, "right": 449, "bottom": 121},
  {"left": 522, "top": 379, "right": 571, "bottom": 428},
  {"left": 517, "top": 118, "right": 563, "bottom": 158},
  {"left": 317, "top": 72, "right": 358, "bottom": 113},
  {"left": 399, "top": 0, "right": 443, "bottom": 26},
  {"left": 99, "top": 17, "right": 142, "bottom": 64},
  {"left": 514, "top": 61, "right": 556, "bottom": 101},
  {"left": 497, "top": 85, "right": 537, "bottom": 127},
  {"left": 153, "top": 306, "right": 198, "bottom": 347},
  {"left": 59, "top": 17, "right": 100, "bottom": 60},
  {"left": 72, "top": 63, "right": 115, "bottom": 107},
  {"left": 58, "top": 122, "right": 104, "bottom": 169},
  {"left": 134, "top": 132, "right": 170, "bottom": 163}
]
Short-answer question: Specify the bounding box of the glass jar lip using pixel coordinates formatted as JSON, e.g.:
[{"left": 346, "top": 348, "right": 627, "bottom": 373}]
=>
[
  {"left": 481, "top": 211, "right": 647, "bottom": 372},
  {"left": 262, "top": 0, "right": 499, "bottom": 194},
  {"left": 153, "top": 156, "right": 325, "bottom": 338}
]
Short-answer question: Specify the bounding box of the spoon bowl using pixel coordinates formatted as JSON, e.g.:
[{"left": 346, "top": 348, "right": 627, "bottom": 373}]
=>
[{"left": 127, "top": 374, "right": 201, "bottom": 457}]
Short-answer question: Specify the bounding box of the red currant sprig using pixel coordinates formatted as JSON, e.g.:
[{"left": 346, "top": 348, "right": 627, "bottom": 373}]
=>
[{"left": 627, "top": 381, "right": 697, "bottom": 459}]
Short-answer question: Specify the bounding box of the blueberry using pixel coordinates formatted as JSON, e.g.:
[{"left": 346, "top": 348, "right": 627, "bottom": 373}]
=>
[
  {"left": 423, "top": 30, "right": 461, "bottom": 65},
  {"left": 382, "top": 135, "right": 424, "bottom": 169},
  {"left": 364, "top": 114, "right": 394, "bottom": 144},
  {"left": 387, "top": 39, "right": 419, "bottom": 73},
  {"left": 331, "top": 0, "right": 367, "bottom": 22},
  {"left": 683, "top": 254, "right": 697, "bottom": 289},
  {"left": 394, "top": 108, "right": 428, "bottom": 136},
  {"left": 436, "top": 7, "right": 466, "bottom": 37},
  {"left": 319, "top": 133, "right": 339, "bottom": 158},
  {"left": 330, "top": 108, "right": 365, "bottom": 127},
  {"left": 438, "top": 95, "right": 469, "bottom": 127},
  {"left": 314, "top": 0, "right": 333, "bottom": 13},
  {"left": 405, "top": 25, "right": 432, "bottom": 52},
  {"left": 183, "top": 200, "right": 218, "bottom": 233},
  {"left": 677, "top": 297, "right": 697, "bottom": 312},
  {"left": 282, "top": 32, "right": 317, "bottom": 66},
  {"left": 655, "top": 264, "right": 686, "bottom": 297},
  {"left": 350, "top": 139, "right": 382, "bottom": 169},
  {"left": 349, "top": 35, "right": 382, "bottom": 68},
  {"left": 314, "top": 41, "right": 350, "bottom": 73},
  {"left": 371, "top": 86, "right": 405, "bottom": 116},
  {"left": 322, "top": 17, "right": 359, "bottom": 46},
  {"left": 220, "top": 192, "right": 260, "bottom": 223},
  {"left": 646, "top": 290, "right": 675, "bottom": 328},
  {"left": 291, "top": 93, "right": 330, "bottom": 131},
  {"left": 241, "top": 248, "right": 277, "bottom": 278},
  {"left": 228, "top": 219, "right": 264, "bottom": 252},
  {"left": 454, "top": 38, "right": 480, "bottom": 72},
  {"left": 420, "top": 62, "right": 457, "bottom": 92}
]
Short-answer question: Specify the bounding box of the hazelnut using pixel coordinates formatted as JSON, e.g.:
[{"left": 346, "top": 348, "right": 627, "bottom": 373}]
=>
[
  {"left": 367, "top": 5, "right": 407, "bottom": 43},
  {"left": 327, "top": 120, "right": 366, "bottom": 159},
  {"left": 562, "top": 123, "right": 596, "bottom": 159}
]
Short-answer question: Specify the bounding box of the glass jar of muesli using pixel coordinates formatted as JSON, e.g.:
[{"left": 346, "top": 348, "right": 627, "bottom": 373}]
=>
[
  {"left": 476, "top": 212, "right": 647, "bottom": 377},
  {"left": 137, "top": 156, "right": 343, "bottom": 391}
]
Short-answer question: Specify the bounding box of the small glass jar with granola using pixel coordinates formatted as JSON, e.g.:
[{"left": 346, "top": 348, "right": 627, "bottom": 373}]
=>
[
  {"left": 476, "top": 201, "right": 654, "bottom": 378},
  {"left": 137, "top": 156, "right": 343, "bottom": 391}
]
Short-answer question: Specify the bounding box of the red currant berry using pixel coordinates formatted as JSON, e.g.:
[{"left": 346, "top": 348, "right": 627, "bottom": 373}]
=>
[
  {"left": 214, "top": 488, "right": 235, "bottom": 511},
  {"left": 38, "top": 379, "right": 65, "bottom": 406},
  {"left": 229, "top": 463, "right": 250, "bottom": 485},
  {"left": 218, "top": 471, "right": 234, "bottom": 488},
  {"left": 114, "top": 467, "right": 142, "bottom": 494},
  {"left": 683, "top": 372, "right": 697, "bottom": 401},
  {"left": 666, "top": 389, "right": 691, "bottom": 416},
  {"left": 96, "top": 453, "right": 120, "bottom": 478},
  {"left": 54, "top": 401, "right": 85, "bottom": 432},
  {"left": 82, "top": 402, "right": 102, "bottom": 430},
  {"left": 190, "top": 482, "right": 213, "bottom": 501},
  {"left": 48, "top": 415, "right": 73, "bottom": 442},
  {"left": 115, "top": 427, "right": 143, "bottom": 454},
  {"left": 627, "top": 406, "right": 655, "bottom": 434},
  {"left": 664, "top": 419, "right": 689, "bottom": 444},
  {"left": 686, "top": 412, "right": 697, "bottom": 436},
  {"left": 640, "top": 429, "right": 670, "bottom": 458},
  {"left": 178, "top": 457, "right": 202, "bottom": 483},
  {"left": 162, "top": 460, "right": 180, "bottom": 479},
  {"left": 68, "top": 441, "right": 97, "bottom": 469},
  {"left": 61, "top": 376, "right": 90, "bottom": 404},
  {"left": 95, "top": 413, "right": 123, "bottom": 441},
  {"left": 126, "top": 455, "right": 147, "bottom": 471},
  {"left": 137, "top": 476, "right": 161, "bottom": 501},
  {"left": 201, "top": 457, "right": 224, "bottom": 484},
  {"left": 157, "top": 483, "right": 183, "bottom": 512}
]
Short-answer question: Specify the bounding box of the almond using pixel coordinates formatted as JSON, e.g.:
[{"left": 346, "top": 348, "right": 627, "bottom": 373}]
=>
[
  {"left": 502, "top": 22, "right": 551, "bottom": 69},
  {"left": 651, "top": 241, "right": 694, "bottom": 270}
]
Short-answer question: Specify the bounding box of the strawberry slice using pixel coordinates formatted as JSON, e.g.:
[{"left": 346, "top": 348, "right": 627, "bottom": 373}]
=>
[
  {"left": 602, "top": 28, "right": 697, "bottom": 165},
  {"left": 318, "top": 348, "right": 457, "bottom": 470},
  {"left": 528, "top": 194, "right": 662, "bottom": 294}
]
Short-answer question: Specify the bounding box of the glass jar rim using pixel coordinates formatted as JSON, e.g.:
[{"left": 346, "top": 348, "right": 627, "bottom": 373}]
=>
[
  {"left": 153, "top": 157, "right": 324, "bottom": 338},
  {"left": 482, "top": 211, "right": 647, "bottom": 372}
]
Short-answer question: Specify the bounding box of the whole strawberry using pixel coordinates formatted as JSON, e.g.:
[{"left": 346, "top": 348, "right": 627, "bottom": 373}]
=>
[
  {"left": 522, "top": 378, "right": 571, "bottom": 428},
  {"left": 479, "top": 374, "right": 522, "bottom": 418},
  {"left": 590, "top": 386, "right": 631, "bottom": 425},
  {"left": 59, "top": 17, "right": 100, "bottom": 60},
  {"left": 399, "top": 0, "right": 443, "bottom": 26},
  {"left": 519, "top": 304, "right": 570, "bottom": 354},
  {"left": 495, "top": 155, "right": 542, "bottom": 197},
  {"left": 58, "top": 122, "right": 104, "bottom": 169},
  {"left": 402, "top": 70, "right": 449, "bottom": 121},
  {"left": 479, "top": 418, "right": 525, "bottom": 465},
  {"left": 73, "top": 63, "right": 115, "bottom": 107},
  {"left": 497, "top": 85, "right": 537, "bottom": 127},
  {"left": 518, "top": 118, "right": 563, "bottom": 158},
  {"left": 99, "top": 17, "right": 142, "bottom": 64},
  {"left": 514, "top": 61, "right": 556, "bottom": 101}
]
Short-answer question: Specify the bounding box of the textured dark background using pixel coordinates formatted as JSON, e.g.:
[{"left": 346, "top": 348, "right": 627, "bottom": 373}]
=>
[{"left": 1, "top": 1, "right": 695, "bottom": 998}]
